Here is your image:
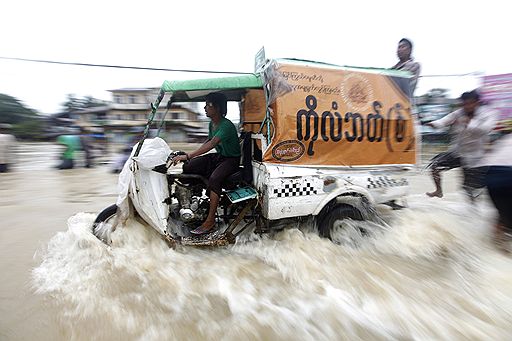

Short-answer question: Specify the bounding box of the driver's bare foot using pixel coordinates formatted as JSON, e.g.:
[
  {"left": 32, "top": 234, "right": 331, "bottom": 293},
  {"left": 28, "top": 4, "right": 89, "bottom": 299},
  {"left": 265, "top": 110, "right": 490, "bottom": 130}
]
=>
[
  {"left": 426, "top": 191, "right": 443, "bottom": 198},
  {"left": 190, "top": 221, "right": 216, "bottom": 235}
]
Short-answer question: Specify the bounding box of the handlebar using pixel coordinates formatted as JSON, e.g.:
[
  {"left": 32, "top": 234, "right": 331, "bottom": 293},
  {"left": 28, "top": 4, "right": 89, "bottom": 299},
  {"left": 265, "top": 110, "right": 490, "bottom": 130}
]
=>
[{"left": 152, "top": 150, "right": 187, "bottom": 174}]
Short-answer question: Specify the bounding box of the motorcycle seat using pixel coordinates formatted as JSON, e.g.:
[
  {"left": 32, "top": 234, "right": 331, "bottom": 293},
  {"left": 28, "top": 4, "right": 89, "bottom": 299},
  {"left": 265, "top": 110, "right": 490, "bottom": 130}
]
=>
[{"left": 222, "top": 167, "right": 245, "bottom": 190}]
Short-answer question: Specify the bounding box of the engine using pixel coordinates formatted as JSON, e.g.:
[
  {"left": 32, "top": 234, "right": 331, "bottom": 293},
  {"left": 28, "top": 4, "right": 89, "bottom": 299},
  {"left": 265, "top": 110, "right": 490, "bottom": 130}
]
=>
[{"left": 172, "top": 184, "right": 208, "bottom": 224}]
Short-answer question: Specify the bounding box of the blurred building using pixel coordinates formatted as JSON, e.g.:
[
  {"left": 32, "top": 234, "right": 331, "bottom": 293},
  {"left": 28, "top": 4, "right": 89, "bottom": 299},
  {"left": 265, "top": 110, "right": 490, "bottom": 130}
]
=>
[
  {"left": 414, "top": 89, "right": 458, "bottom": 143},
  {"left": 108, "top": 88, "right": 208, "bottom": 143},
  {"left": 45, "top": 112, "right": 79, "bottom": 138},
  {"left": 63, "top": 88, "right": 208, "bottom": 144}
]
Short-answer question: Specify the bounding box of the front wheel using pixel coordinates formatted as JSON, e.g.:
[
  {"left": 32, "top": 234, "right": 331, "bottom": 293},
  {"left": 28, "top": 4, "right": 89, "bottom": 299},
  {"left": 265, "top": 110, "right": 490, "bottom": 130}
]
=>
[
  {"left": 318, "top": 204, "right": 364, "bottom": 244},
  {"left": 92, "top": 204, "right": 118, "bottom": 244}
]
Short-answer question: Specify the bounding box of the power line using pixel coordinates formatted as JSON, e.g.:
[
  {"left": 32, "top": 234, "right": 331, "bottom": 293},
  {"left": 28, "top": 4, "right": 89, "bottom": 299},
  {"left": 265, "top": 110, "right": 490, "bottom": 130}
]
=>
[
  {"left": 0, "top": 56, "right": 253, "bottom": 75},
  {"left": 0, "top": 55, "right": 483, "bottom": 78}
]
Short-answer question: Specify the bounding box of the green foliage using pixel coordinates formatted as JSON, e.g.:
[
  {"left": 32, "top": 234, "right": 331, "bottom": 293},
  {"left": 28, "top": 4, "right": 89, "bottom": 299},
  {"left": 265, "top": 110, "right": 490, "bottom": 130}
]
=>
[
  {"left": 0, "top": 93, "right": 43, "bottom": 140},
  {"left": 426, "top": 88, "right": 449, "bottom": 98},
  {"left": 0, "top": 93, "right": 38, "bottom": 124},
  {"left": 12, "top": 120, "right": 45, "bottom": 139},
  {"left": 60, "top": 94, "right": 107, "bottom": 112}
]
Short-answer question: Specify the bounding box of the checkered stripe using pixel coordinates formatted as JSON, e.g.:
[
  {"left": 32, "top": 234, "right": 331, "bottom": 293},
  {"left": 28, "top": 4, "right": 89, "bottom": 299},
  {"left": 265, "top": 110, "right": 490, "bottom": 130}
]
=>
[
  {"left": 273, "top": 182, "right": 318, "bottom": 198},
  {"left": 367, "top": 176, "right": 408, "bottom": 189}
]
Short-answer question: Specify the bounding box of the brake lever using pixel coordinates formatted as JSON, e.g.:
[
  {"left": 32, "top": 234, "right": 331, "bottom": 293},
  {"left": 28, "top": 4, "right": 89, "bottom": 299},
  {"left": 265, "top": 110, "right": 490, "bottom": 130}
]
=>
[
  {"left": 165, "top": 151, "right": 187, "bottom": 169},
  {"left": 153, "top": 151, "right": 187, "bottom": 173}
]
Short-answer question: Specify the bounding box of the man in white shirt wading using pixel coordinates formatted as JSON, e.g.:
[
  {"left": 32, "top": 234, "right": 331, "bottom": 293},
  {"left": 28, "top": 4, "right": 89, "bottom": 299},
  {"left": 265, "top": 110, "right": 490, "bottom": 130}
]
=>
[{"left": 424, "top": 90, "right": 497, "bottom": 200}]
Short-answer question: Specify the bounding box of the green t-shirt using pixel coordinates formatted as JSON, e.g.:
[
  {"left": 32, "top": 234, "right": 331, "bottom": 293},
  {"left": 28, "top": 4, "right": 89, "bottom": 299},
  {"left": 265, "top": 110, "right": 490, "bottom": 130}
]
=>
[
  {"left": 208, "top": 117, "right": 241, "bottom": 157},
  {"left": 57, "top": 135, "right": 81, "bottom": 160}
]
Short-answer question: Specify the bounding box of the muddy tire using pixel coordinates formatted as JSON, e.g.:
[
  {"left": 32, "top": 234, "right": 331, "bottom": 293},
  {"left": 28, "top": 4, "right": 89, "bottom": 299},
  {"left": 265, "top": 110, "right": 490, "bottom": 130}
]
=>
[
  {"left": 318, "top": 204, "right": 363, "bottom": 240},
  {"left": 92, "top": 204, "right": 118, "bottom": 244}
]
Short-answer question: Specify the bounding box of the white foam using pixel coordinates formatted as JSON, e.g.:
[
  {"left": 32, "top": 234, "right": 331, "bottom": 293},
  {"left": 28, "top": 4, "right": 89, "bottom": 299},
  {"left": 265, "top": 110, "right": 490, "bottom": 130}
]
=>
[{"left": 32, "top": 199, "right": 512, "bottom": 340}]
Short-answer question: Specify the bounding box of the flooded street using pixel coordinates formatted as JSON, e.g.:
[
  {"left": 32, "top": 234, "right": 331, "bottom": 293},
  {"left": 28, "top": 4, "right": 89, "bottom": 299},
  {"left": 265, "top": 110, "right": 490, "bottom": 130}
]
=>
[{"left": 1, "top": 143, "right": 511, "bottom": 340}]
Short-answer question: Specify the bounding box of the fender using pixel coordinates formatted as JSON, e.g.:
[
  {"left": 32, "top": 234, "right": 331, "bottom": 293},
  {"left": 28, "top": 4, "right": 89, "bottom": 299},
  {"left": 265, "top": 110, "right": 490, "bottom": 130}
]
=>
[{"left": 312, "top": 182, "right": 374, "bottom": 216}]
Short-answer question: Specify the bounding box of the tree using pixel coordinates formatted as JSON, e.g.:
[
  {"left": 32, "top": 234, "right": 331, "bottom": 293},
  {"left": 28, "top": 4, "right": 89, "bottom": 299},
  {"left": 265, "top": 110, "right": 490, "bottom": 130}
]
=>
[
  {"left": 83, "top": 95, "right": 107, "bottom": 108},
  {"left": 427, "top": 88, "right": 449, "bottom": 98},
  {"left": 12, "top": 119, "right": 46, "bottom": 140},
  {"left": 61, "top": 94, "right": 84, "bottom": 112},
  {"left": 0, "top": 93, "right": 44, "bottom": 140},
  {"left": 0, "top": 93, "right": 38, "bottom": 124},
  {"left": 60, "top": 94, "right": 107, "bottom": 112}
]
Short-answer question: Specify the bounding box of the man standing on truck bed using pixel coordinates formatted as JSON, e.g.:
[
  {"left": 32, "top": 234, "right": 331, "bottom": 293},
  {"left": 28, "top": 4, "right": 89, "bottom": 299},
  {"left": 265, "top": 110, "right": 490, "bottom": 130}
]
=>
[
  {"left": 391, "top": 38, "right": 421, "bottom": 95},
  {"left": 172, "top": 92, "right": 241, "bottom": 235}
]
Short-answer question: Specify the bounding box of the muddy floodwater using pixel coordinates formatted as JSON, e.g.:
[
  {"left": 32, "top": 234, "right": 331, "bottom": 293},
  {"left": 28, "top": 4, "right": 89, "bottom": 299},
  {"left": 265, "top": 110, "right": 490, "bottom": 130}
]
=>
[{"left": 1, "top": 143, "right": 511, "bottom": 340}]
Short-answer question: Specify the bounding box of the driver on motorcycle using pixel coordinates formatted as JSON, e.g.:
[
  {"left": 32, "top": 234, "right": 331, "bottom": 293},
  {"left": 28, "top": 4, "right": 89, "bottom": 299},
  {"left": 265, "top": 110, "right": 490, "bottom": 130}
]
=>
[{"left": 172, "top": 92, "right": 241, "bottom": 235}]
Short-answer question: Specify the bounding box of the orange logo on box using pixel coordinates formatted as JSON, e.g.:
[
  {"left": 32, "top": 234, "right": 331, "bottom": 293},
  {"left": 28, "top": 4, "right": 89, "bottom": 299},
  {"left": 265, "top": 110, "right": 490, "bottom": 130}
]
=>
[
  {"left": 271, "top": 140, "right": 305, "bottom": 162},
  {"left": 341, "top": 73, "right": 374, "bottom": 112}
]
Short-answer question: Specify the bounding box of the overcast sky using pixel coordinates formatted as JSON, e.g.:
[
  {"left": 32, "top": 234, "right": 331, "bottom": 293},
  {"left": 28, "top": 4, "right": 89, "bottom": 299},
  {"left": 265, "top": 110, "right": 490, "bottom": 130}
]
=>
[{"left": 1, "top": 0, "right": 509, "bottom": 114}]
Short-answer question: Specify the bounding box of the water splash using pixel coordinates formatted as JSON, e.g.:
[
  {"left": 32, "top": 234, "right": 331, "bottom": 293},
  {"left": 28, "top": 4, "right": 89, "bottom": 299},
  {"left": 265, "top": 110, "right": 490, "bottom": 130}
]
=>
[{"left": 32, "top": 198, "right": 512, "bottom": 340}]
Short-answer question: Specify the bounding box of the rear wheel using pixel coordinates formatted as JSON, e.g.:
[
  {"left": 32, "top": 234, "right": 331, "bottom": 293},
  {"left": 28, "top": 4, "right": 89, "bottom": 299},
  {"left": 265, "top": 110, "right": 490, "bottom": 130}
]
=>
[
  {"left": 92, "top": 204, "right": 118, "bottom": 244},
  {"left": 318, "top": 204, "right": 364, "bottom": 243}
]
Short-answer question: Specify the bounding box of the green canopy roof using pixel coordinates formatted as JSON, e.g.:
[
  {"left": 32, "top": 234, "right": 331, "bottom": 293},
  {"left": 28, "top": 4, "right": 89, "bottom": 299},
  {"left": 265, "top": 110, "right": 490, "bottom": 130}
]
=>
[
  {"left": 157, "top": 59, "right": 411, "bottom": 103},
  {"left": 161, "top": 74, "right": 263, "bottom": 102}
]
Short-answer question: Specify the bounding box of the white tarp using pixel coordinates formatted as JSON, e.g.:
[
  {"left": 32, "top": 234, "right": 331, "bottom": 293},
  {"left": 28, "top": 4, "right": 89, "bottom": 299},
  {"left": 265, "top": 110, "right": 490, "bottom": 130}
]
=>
[{"left": 116, "top": 137, "right": 171, "bottom": 234}]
